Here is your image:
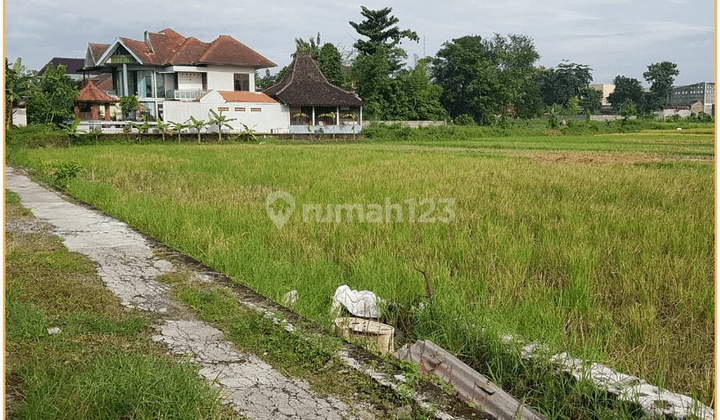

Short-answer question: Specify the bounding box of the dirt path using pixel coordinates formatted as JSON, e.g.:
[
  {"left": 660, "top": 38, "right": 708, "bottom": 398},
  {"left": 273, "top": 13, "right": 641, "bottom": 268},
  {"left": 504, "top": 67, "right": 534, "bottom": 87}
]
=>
[{"left": 4, "top": 166, "right": 376, "bottom": 420}]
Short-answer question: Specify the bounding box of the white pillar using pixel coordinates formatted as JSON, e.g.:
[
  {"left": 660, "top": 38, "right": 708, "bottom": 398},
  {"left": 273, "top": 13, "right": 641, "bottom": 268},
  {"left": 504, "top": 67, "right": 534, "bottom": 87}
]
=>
[
  {"left": 311, "top": 107, "right": 316, "bottom": 127},
  {"left": 336, "top": 106, "right": 340, "bottom": 127},
  {"left": 359, "top": 107, "right": 363, "bottom": 128},
  {"left": 122, "top": 63, "right": 129, "bottom": 97}
]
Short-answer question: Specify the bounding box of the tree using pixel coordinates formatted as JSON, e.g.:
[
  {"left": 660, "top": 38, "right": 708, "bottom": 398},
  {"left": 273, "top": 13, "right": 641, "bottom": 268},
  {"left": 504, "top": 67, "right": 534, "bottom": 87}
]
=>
[
  {"left": 350, "top": 46, "right": 393, "bottom": 119},
  {"left": 255, "top": 69, "right": 279, "bottom": 90},
  {"left": 317, "top": 43, "right": 346, "bottom": 88},
  {"left": 620, "top": 99, "right": 637, "bottom": 122},
  {"left": 385, "top": 57, "right": 448, "bottom": 121},
  {"left": 538, "top": 61, "right": 593, "bottom": 107},
  {"left": 566, "top": 96, "right": 580, "bottom": 115},
  {"left": 349, "top": 6, "right": 420, "bottom": 119},
  {"left": 5, "top": 58, "right": 35, "bottom": 130},
  {"left": 607, "top": 75, "right": 645, "bottom": 112},
  {"left": 643, "top": 61, "right": 679, "bottom": 110},
  {"left": 25, "top": 64, "right": 78, "bottom": 125},
  {"left": 432, "top": 34, "right": 540, "bottom": 124},
  {"left": 578, "top": 87, "right": 603, "bottom": 114},
  {"left": 349, "top": 6, "right": 419, "bottom": 73},
  {"left": 119, "top": 95, "right": 139, "bottom": 120}
]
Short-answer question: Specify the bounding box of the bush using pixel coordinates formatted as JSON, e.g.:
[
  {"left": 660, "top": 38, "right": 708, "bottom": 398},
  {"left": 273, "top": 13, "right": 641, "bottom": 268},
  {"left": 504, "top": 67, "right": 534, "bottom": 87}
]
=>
[
  {"left": 453, "top": 114, "right": 476, "bottom": 126},
  {"left": 50, "top": 162, "right": 83, "bottom": 189}
]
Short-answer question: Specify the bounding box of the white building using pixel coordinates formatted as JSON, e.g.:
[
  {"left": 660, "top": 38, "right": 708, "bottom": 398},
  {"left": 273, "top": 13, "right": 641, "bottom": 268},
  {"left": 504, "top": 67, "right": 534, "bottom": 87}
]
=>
[
  {"left": 82, "top": 29, "right": 363, "bottom": 134},
  {"left": 83, "top": 28, "right": 277, "bottom": 125}
]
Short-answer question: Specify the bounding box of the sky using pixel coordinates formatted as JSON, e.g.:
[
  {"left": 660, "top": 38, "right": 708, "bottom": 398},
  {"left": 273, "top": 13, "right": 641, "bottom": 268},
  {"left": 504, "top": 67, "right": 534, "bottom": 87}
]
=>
[{"left": 3, "top": 0, "right": 715, "bottom": 86}]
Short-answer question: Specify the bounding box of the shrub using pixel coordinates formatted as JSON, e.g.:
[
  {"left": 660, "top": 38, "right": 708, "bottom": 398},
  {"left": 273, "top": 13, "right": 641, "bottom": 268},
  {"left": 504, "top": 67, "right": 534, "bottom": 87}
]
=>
[{"left": 453, "top": 114, "right": 476, "bottom": 126}]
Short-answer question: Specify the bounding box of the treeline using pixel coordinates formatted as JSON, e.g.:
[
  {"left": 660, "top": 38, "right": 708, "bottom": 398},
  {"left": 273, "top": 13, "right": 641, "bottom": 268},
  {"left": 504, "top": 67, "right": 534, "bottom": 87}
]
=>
[{"left": 259, "top": 6, "right": 685, "bottom": 125}]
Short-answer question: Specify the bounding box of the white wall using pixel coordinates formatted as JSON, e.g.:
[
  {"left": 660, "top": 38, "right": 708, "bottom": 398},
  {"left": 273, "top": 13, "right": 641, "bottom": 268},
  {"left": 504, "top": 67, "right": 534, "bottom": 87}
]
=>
[
  {"left": 169, "top": 65, "right": 256, "bottom": 92},
  {"left": 205, "top": 65, "right": 256, "bottom": 92},
  {"left": 163, "top": 90, "right": 289, "bottom": 134},
  {"left": 177, "top": 72, "right": 203, "bottom": 91}
]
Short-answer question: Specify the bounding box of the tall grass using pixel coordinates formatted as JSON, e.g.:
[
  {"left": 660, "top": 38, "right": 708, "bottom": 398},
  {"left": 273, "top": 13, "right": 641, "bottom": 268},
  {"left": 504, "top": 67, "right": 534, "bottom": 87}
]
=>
[{"left": 9, "top": 135, "right": 714, "bottom": 413}]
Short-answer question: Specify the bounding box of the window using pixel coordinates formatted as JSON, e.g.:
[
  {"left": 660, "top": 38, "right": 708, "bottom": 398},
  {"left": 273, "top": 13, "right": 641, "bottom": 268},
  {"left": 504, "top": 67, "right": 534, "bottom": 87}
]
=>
[
  {"left": 218, "top": 107, "right": 229, "bottom": 112},
  {"left": 234, "top": 73, "right": 250, "bottom": 91},
  {"left": 251, "top": 108, "right": 261, "bottom": 112},
  {"left": 235, "top": 107, "right": 245, "bottom": 112}
]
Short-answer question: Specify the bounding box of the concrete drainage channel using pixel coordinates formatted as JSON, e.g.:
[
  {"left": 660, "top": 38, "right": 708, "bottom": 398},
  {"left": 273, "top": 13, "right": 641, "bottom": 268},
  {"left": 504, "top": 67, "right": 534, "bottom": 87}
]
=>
[{"left": 6, "top": 165, "right": 713, "bottom": 420}]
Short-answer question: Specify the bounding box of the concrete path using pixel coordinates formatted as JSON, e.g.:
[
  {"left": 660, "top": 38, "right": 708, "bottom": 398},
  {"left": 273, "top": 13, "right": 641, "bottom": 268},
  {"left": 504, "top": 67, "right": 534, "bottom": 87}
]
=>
[{"left": 5, "top": 166, "right": 373, "bottom": 420}]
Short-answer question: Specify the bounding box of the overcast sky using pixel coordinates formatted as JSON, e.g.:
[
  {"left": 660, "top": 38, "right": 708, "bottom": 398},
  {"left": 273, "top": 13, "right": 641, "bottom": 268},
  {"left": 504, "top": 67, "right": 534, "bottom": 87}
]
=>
[{"left": 3, "top": 0, "right": 715, "bottom": 86}]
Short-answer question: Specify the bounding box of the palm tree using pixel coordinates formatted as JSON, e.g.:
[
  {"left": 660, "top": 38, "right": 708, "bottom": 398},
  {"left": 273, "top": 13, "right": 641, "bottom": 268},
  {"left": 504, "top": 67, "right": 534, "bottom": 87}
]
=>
[{"left": 208, "top": 109, "right": 237, "bottom": 142}]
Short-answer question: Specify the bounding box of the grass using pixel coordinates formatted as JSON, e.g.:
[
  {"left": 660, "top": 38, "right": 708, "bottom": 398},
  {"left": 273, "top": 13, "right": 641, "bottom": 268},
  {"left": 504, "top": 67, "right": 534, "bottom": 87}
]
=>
[
  {"left": 6, "top": 125, "right": 715, "bottom": 418},
  {"left": 4, "top": 195, "right": 238, "bottom": 419},
  {"left": 159, "top": 272, "right": 426, "bottom": 413}
]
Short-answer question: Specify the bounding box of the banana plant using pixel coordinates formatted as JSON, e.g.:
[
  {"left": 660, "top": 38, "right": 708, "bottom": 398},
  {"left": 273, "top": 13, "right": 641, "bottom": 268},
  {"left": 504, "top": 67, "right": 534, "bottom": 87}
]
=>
[
  {"left": 155, "top": 117, "right": 171, "bottom": 142},
  {"left": 129, "top": 115, "right": 151, "bottom": 143},
  {"left": 238, "top": 123, "right": 258, "bottom": 142},
  {"left": 60, "top": 117, "right": 83, "bottom": 147},
  {"left": 170, "top": 120, "right": 190, "bottom": 142},
  {"left": 208, "top": 109, "right": 237, "bottom": 142},
  {"left": 187, "top": 116, "right": 207, "bottom": 144}
]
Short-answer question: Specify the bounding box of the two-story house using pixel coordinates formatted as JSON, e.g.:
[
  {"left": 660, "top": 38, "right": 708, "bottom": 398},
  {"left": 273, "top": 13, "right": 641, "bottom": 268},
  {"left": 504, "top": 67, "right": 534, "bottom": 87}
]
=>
[{"left": 83, "top": 28, "right": 276, "bottom": 120}]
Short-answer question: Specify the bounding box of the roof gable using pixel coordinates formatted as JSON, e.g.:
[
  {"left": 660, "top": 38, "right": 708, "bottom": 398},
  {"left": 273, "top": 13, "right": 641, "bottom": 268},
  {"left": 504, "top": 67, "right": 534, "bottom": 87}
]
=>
[
  {"left": 88, "top": 28, "right": 275, "bottom": 69},
  {"left": 264, "top": 52, "right": 363, "bottom": 107}
]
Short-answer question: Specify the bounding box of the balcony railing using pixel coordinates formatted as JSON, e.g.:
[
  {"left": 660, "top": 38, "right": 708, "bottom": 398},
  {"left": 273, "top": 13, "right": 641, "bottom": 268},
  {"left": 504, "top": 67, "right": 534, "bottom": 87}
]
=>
[{"left": 169, "top": 89, "right": 206, "bottom": 101}]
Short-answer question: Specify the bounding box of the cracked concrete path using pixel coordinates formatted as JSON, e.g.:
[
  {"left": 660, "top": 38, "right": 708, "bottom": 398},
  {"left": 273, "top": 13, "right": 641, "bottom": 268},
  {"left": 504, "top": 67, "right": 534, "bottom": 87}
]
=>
[{"left": 4, "top": 166, "right": 373, "bottom": 420}]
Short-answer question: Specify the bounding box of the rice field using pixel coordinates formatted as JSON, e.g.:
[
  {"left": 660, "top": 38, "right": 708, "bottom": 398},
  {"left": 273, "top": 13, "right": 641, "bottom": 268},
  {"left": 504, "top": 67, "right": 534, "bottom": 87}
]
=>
[{"left": 8, "top": 128, "right": 715, "bottom": 412}]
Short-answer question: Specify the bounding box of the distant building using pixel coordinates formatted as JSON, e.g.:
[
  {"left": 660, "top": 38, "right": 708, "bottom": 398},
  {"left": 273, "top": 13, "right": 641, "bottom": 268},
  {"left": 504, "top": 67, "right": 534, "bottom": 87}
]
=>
[
  {"left": 589, "top": 84, "right": 615, "bottom": 107},
  {"left": 38, "top": 58, "right": 99, "bottom": 81},
  {"left": 668, "top": 82, "right": 714, "bottom": 114}
]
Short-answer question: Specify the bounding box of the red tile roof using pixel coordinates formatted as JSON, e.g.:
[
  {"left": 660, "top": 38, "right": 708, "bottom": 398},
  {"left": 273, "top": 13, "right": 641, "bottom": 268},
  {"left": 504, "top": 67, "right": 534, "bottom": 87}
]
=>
[
  {"left": 90, "top": 73, "right": 113, "bottom": 91},
  {"left": 218, "top": 91, "right": 277, "bottom": 103},
  {"left": 94, "top": 28, "right": 275, "bottom": 68},
  {"left": 89, "top": 44, "right": 109, "bottom": 64},
  {"left": 200, "top": 36, "right": 276, "bottom": 68},
  {"left": 169, "top": 37, "right": 208, "bottom": 65},
  {"left": 77, "top": 80, "right": 118, "bottom": 103}
]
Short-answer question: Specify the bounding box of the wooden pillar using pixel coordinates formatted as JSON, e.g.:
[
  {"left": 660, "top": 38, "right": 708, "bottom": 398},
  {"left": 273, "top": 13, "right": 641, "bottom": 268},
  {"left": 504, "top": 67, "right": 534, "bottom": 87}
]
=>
[{"left": 74, "top": 105, "right": 80, "bottom": 119}]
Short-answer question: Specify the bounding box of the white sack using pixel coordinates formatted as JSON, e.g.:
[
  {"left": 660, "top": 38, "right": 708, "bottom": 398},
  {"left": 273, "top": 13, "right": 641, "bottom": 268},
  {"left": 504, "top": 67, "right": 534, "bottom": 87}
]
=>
[{"left": 332, "top": 285, "right": 386, "bottom": 319}]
